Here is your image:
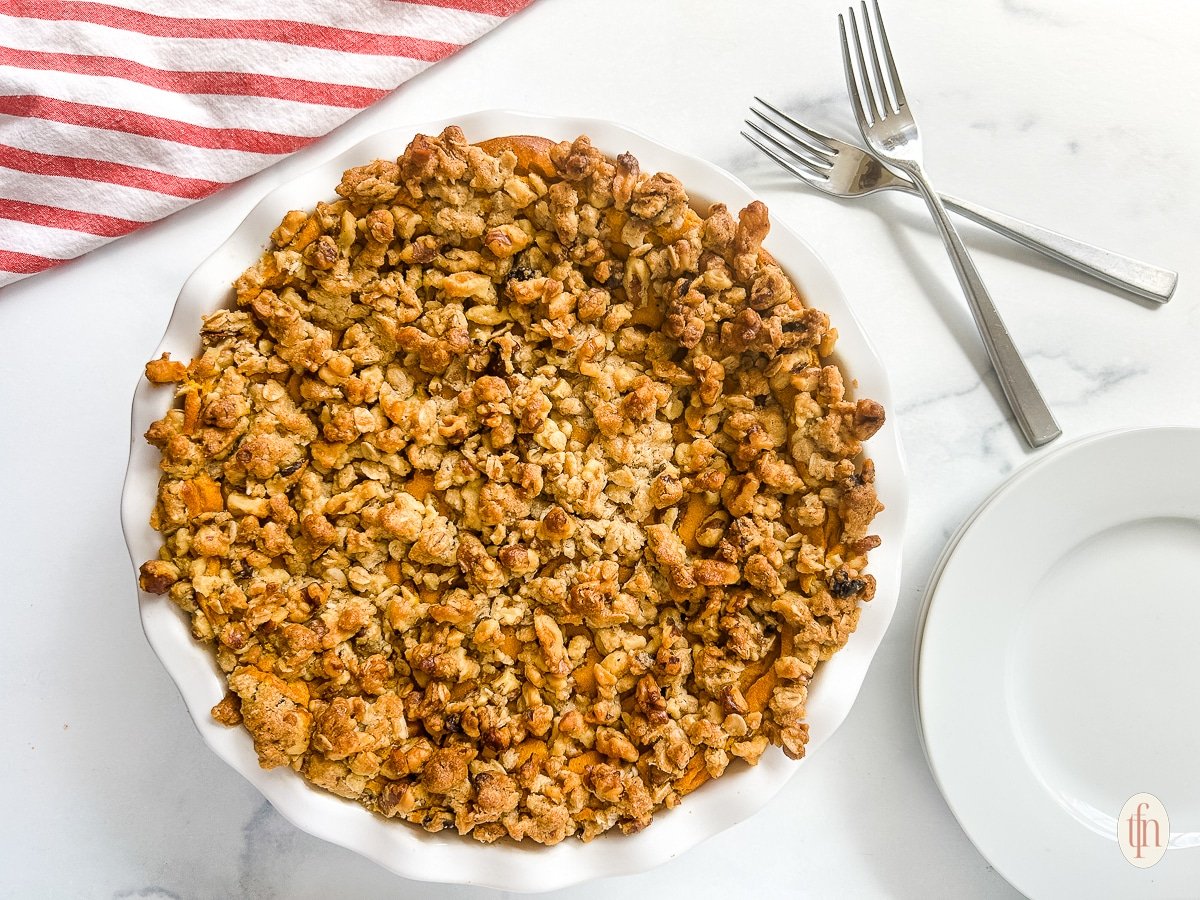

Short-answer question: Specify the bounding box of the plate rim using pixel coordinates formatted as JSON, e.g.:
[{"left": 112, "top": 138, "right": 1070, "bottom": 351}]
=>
[
  {"left": 121, "top": 108, "right": 908, "bottom": 891},
  {"left": 916, "top": 425, "right": 1200, "bottom": 899}
]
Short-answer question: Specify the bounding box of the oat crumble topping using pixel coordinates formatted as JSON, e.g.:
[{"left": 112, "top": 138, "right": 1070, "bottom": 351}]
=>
[{"left": 139, "top": 127, "right": 885, "bottom": 844}]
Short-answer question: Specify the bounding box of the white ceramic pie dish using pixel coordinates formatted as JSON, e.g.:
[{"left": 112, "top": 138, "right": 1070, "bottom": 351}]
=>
[{"left": 120, "top": 110, "right": 907, "bottom": 892}]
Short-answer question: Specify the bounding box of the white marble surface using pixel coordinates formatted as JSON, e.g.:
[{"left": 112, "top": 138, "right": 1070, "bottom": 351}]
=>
[{"left": 1, "top": 0, "right": 1197, "bottom": 896}]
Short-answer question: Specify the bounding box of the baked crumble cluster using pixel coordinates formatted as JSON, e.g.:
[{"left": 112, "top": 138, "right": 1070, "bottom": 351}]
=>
[{"left": 139, "top": 127, "right": 885, "bottom": 844}]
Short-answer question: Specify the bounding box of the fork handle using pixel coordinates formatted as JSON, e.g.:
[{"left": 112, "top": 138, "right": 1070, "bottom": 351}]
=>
[
  {"left": 902, "top": 163, "right": 1062, "bottom": 448},
  {"left": 938, "top": 192, "right": 1177, "bottom": 304}
]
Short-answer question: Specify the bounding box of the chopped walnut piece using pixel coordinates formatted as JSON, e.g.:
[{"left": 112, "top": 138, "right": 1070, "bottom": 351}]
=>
[
  {"left": 138, "top": 559, "right": 179, "bottom": 594},
  {"left": 141, "top": 127, "right": 883, "bottom": 845}
]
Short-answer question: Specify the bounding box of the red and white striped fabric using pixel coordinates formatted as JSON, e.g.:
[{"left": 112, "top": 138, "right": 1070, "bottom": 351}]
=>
[{"left": 0, "top": 0, "right": 534, "bottom": 289}]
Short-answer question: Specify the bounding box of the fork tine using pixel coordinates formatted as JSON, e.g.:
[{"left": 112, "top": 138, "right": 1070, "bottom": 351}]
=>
[
  {"left": 743, "top": 120, "right": 831, "bottom": 174},
  {"left": 838, "top": 12, "right": 874, "bottom": 133},
  {"left": 860, "top": 0, "right": 893, "bottom": 115},
  {"left": 873, "top": 0, "right": 906, "bottom": 108},
  {"left": 751, "top": 97, "right": 839, "bottom": 156},
  {"left": 847, "top": 6, "right": 881, "bottom": 123},
  {"left": 747, "top": 110, "right": 834, "bottom": 168},
  {"left": 741, "top": 132, "right": 830, "bottom": 186}
]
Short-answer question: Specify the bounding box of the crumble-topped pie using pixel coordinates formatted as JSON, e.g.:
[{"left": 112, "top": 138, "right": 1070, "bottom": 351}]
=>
[{"left": 138, "top": 127, "right": 885, "bottom": 844}]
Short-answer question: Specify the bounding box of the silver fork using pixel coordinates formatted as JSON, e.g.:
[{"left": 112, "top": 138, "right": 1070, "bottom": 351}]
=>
[
  {"left": 840, "top": 0, "right": 1061, "bottom": 448},
  {"left": 743, "top": 100, "right": 1177, "bottom": 305}
]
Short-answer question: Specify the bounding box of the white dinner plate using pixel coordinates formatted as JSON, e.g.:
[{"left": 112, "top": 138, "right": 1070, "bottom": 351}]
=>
[
  {"left": 121, "top": 110, "right": 907, "bottom": 891},
  {"left": 917, "top": 427, "right": 1200, "bottom": 899}
]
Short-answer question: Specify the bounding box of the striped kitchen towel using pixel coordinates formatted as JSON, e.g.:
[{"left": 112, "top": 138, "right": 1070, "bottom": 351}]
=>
[{"left": 0, "top": 0, "right": 534, "bottom": 289}]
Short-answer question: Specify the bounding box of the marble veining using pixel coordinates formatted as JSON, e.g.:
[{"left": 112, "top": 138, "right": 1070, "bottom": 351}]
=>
[
  {"left": 999, "top": 0, "right": 1073, "bottom": 26},
  {"left": 897, "top": 372, "right": 994, "bottom": 416},
  {"left": 238, "top": 802, "right": 290, "bottom": 896},
  {"left": 1033, "top": 351, "right": 1148, "bottom": 407}
]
